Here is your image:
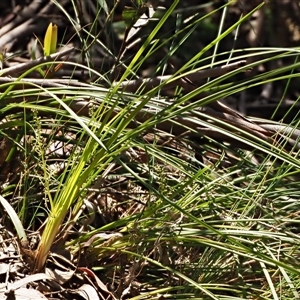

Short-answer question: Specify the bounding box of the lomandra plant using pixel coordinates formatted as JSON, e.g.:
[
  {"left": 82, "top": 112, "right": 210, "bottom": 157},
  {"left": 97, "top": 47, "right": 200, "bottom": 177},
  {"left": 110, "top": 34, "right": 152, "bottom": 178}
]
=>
[
  {"left": 32, "top": 0, "right": 180, "bottom": 273},
  {"left": 2, "top": 1, "right": 300, "bottom": 299}
]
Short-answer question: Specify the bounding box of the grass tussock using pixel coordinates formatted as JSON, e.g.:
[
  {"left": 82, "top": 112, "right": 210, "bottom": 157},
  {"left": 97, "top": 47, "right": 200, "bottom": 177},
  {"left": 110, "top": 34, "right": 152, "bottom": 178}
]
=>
[{"left": 0, "top": 1, "right": 300, "bottom": 299}]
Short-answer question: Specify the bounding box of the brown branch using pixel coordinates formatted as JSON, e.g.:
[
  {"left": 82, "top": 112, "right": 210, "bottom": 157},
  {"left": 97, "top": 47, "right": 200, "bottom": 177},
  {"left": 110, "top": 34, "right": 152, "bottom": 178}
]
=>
[
  {"left": 0, "top": 92, "right": 274, "bottom": 149},
  {"left": 116, "top": 60, "right": 248, "bottom": 93},
  {"left": 0, "top": 76, "right": 92, "bottom": 88},
  {"left": 0, "top": 47, "right": 75, "bottom": 77}
]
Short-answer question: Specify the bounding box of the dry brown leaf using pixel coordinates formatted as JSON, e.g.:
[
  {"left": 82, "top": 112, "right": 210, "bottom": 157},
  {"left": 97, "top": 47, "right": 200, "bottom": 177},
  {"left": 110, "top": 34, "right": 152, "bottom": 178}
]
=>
[
  {"left": 76, "top": 284, "right": 100, "bottom": 300},
  {"left": 78, "top": 267, "right": 117, "bottom": 300}
]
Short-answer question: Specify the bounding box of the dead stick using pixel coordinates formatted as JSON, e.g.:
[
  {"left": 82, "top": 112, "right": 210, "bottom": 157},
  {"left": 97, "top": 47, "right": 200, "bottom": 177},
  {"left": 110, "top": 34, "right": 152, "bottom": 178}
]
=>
[
  {"left": 0, "top": 47, "right": 75, "bottom": 77},
  {"left": 116, "top": 60, "right": 247, "bottom": 93},
  {"left": 0, "top": 77, "right": 92, "bottom": 88}
]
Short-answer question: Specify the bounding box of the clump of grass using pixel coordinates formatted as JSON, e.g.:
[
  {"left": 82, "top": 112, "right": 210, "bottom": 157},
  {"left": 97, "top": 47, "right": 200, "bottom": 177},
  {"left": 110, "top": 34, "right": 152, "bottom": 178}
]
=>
[{"left": 1, "top": 1, "right": 300, "bottom": 299}]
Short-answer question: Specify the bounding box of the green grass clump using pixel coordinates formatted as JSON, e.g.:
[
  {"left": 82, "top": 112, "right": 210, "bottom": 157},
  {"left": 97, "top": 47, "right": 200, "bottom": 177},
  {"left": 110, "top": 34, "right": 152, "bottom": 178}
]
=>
[{"left": 1, "top": 1, "right": 300, "bottom": 299}]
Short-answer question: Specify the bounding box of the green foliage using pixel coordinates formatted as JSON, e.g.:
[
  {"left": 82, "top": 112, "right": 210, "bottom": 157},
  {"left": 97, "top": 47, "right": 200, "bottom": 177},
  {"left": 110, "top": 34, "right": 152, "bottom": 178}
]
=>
[
  {"left": 2, "top": 1, "right": 300, "bottom": 299},
  {"left": 122, "top": 0, "right": 148, "bottom": 28}
]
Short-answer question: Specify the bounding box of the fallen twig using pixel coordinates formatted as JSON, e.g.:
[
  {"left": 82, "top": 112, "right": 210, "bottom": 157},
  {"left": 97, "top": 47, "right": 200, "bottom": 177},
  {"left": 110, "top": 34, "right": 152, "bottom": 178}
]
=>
[
  {"left": 0, "top": 76, "right": 92, "bottom": 88},
  {"left": 0, "top": 47, "right": 75, "bottom": 77},
  {"left": 116, "top": 60, "right": 248, "bottom": 93}
]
